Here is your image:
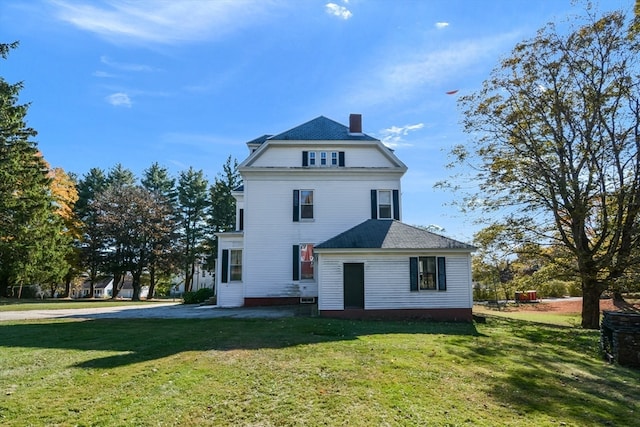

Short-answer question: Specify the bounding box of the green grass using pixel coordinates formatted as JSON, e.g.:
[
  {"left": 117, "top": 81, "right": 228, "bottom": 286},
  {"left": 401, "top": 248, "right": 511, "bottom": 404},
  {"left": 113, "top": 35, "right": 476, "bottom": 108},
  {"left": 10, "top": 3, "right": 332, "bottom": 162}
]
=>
[
  {"left": 473, "top": 305, "right": 582, "bottom": 327},
  {"left": 1, "top": 316, "right": 638, "bottom": 426},
  {"left": 0, "top": 298, "right": 172, "bottom": 311}
]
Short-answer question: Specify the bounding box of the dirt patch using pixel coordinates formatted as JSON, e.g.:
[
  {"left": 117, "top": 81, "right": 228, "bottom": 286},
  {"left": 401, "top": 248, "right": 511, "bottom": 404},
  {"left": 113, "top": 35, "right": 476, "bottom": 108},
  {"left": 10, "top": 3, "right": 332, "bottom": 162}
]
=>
[{"left": 506, "top": 298, "right": 640, "bottom": 314}]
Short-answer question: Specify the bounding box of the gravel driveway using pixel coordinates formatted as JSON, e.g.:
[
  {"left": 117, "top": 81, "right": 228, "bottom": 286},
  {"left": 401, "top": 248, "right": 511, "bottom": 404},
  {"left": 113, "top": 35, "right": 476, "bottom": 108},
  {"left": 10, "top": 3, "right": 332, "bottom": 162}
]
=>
[{"left": 0, "top": 303, "right": 303, "bottom": 322}]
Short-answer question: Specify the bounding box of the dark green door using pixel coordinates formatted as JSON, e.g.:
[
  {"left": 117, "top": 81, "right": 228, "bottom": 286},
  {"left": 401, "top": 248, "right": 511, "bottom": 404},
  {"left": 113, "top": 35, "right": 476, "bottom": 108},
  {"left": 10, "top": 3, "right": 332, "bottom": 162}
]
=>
[{"left": 343, "top": 263, "right": 365, "bottom": 309}]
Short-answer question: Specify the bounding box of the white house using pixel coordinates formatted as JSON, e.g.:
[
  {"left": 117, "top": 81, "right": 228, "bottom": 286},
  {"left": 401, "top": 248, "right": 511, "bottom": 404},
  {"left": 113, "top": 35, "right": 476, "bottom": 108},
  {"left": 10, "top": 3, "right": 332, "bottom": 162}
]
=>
[
  {"left": 215, "top": 115, "right": 475, "bottom": 320},
  {"left": 73, "top": 277, "right": 113, "bottom": 299}
]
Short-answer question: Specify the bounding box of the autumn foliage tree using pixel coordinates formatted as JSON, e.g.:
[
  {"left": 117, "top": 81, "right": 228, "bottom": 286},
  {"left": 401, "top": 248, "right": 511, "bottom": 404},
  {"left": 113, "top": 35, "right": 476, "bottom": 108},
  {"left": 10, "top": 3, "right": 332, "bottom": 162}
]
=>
[{"left": 444, "top": 9, "right": 640, "bottom": 328}]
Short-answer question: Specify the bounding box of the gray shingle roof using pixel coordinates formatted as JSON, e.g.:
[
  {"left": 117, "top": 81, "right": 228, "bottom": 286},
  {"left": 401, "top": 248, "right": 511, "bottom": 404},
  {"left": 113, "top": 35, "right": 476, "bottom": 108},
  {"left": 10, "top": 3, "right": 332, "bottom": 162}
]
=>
[
  {"left": 246, "top": 134, "right": 272, "bottom": 146},
  {"left": 316, "top": 220, "right": 476, "bottom": 250},
  {"left": 268, "top": 116, "right": 378, "bottom": 141}
]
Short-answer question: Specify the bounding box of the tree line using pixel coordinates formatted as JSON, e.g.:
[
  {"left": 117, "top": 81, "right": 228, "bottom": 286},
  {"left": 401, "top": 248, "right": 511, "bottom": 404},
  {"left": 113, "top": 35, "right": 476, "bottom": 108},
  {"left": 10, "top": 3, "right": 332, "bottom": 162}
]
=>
[{"left": 0, "top": 42, "right": 240, "bottom": 300}]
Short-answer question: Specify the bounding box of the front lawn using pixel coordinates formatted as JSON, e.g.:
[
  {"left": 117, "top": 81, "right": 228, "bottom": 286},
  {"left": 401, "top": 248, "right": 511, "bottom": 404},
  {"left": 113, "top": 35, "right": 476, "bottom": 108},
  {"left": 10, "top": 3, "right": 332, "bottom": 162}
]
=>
[
  {"left": 0, "top": 298, "right": 172, "bottom": 312},
  {"left": 1, "top": 316, "right": 637, "bottom": 426}
]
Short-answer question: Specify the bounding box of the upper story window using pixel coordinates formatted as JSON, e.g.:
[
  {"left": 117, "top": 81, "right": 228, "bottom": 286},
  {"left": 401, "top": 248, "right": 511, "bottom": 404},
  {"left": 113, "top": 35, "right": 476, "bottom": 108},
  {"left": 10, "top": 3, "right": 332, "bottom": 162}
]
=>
[
  {"left": 303, "top": 151, "right": 345, "bottom": 167},
  {"left": 371, "top": 189, "right": 400, "bottom": 220},
  {"left": 293, "top": 190, "right": 314, "bottom": 221},
  {"left": 300, "top": 190, "right": 314, "bottom": 219},
  {"left": 378, "top": 190, "right": 392, "bottom": 219}
]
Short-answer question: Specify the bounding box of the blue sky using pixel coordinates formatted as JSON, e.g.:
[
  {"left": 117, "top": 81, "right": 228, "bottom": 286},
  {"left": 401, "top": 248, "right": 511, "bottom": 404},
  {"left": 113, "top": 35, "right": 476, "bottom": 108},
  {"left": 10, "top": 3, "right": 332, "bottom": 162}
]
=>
[{"left": 0, "top": 0, "right": 632, "bottom": 242}]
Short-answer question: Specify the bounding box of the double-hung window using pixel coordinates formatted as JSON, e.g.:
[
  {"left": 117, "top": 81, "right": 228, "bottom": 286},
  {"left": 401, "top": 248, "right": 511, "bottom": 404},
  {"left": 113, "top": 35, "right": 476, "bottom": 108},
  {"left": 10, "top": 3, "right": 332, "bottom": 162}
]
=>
[
  {"left": 320, "top": 152, "right": 327, "bottom": 166},
  {"left": 221, "top": 249, "right": 243, "bottom": 283},
  {"left": 309, "top": 152, "right": 316, "bottom": 166},
  {"left": 230, "top": 250, "right": 242, "bottom": 281},
  {"left": 293, "top": 244, "right": 314, "bottom": 280},
  {"left": 371, "top": 189, "right": 400, "bottom": 220},
  {"left": 378, "top": 190, "right": 392, "bottom": 219},
  {"left": 410, "top": 256, "right": 446, "bottom": 291},
  {"left": 293, "top": 190, "right": 314, "bottom": 221}
]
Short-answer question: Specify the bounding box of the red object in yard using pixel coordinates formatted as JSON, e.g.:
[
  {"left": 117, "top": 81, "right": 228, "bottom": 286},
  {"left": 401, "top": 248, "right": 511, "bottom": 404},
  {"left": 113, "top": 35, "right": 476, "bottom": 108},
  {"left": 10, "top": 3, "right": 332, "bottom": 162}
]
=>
[{"left": 527, "top": 290, "right": 537, "bottom": 301}]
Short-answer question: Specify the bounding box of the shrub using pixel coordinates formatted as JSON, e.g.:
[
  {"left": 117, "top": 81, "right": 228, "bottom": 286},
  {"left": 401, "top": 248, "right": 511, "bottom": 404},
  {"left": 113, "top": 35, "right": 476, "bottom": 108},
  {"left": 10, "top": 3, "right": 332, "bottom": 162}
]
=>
[
  {"left": 182, "top": 288, "right": 215, "bottom": 304},
  {"left": 537, "top": 280, "right": 568, "bottom": 298}
]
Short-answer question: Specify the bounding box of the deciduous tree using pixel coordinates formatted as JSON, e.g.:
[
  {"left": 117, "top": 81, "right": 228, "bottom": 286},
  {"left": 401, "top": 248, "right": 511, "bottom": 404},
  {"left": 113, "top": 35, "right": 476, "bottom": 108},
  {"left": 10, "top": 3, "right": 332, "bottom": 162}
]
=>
[{"left": 443, "top": 9, "right": 640, "bottom": 328}]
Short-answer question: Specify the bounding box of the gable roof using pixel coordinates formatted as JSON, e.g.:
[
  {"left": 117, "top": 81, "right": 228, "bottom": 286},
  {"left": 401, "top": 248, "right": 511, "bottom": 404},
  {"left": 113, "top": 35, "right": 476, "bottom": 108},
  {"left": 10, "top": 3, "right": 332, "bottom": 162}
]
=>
[
  {"left": 315, "top": 220, "right": 476, "bottom": 251},
  {"left": 246, "top": 134, "right": 272, "bottom": 146},
  {"left": 80, "top": 277, "right": 113, "bottom": 289},
  {"left": 268, "top": 116, "right": 378, "bottom": 141}
]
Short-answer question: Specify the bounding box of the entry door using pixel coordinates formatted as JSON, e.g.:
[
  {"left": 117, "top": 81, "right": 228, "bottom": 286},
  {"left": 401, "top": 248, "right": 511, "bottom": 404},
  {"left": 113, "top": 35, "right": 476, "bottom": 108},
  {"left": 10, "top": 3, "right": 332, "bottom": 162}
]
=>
[{"left": 343, "top": 263, "right": 365, "bottom": 309}]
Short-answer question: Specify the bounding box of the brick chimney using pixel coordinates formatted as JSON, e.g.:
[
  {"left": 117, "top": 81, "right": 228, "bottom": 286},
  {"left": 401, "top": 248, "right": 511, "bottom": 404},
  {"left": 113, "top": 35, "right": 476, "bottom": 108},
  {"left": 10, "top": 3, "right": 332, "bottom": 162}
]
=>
[{"left": 349, "top": 113, "right": 362, "bottom": 134}]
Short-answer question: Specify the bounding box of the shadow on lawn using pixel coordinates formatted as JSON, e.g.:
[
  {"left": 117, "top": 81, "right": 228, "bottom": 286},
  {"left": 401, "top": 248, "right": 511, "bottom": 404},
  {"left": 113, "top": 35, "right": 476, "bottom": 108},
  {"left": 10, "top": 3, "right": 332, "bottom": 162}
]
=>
[
  {"left": 0, "top": 317, "right": 482, "bottom": 369},
  {"left": 448, "top": 317, "right": 640, "bottom": 425}
]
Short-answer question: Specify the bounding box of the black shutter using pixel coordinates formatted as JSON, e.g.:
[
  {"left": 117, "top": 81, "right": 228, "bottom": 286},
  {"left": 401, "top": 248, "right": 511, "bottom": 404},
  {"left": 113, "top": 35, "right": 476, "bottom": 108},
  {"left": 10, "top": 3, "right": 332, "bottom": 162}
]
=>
[
  {"left": 437, "top": 257, "right": 446, "bottom": 291},
  {"left": 239, "top": 209, "right": 244, "bottom": 231},
  {"left": 392, "top": 190, "right": 400, "bottom": 220},
  {"left": 292, "top": 245, "right": 300, "bottom": 280},
  {"left": 293, "top": 190, "right": 299, "bottom": 222},
  {"left": 338, "top": 151, "right": 345, "bottom": 167},
  {"left": 302, "top": 151, "right": 308, "bottom": 167},
  {"left": 370, "top": 190, "right": 377, "bottom": 219},
  {"left": 221, "top": 249, "right": 229, "bottom": 283},
  {"left": 410, "top": 257, "right": 418, "bottom": 291}
]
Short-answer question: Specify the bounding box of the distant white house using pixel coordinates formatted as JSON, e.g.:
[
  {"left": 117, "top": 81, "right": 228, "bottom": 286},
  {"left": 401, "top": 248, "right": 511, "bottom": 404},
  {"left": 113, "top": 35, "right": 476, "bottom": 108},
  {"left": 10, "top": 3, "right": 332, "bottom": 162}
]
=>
[
  {"left": 73, "top": 275, "right": 149, "bottom": 300},
  {"left": 170, "top": 260, "right": 215, "bottom": 296},
  {"left": 215, "top": 115, "right": 476, "bottom": 321},
  {"left": 73, "top": 277, "right": 113, "bottom": 299}
]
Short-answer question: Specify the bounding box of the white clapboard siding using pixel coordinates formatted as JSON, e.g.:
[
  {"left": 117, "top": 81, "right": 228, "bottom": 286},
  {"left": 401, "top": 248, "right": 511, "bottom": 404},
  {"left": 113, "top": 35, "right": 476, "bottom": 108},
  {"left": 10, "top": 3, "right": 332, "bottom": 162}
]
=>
[
  {"left": 216, "top": 235, "right": 245, "bottom": 307},
  {"left": 248, "top": 143, "right": 400, "bottom": 168},
  {"left": 241, "top": 173, "right": 402, "bottom": 299},
  {"left": 318, "top": 253, "right": 473, "bottom": 311}
]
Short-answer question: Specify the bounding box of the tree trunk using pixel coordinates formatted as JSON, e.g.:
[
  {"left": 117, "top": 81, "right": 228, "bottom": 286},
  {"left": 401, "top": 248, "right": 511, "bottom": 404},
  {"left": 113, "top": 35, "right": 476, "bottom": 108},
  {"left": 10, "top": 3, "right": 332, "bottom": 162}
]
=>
[
  {"left": 0, "top": 276, "right": 9, "bottom": 298},
  {"left": 581, "top": 280, "right": 604, "bottom": 329},
  {"left": 62, "top": 275, "right": 72, "bottom": 298},
  {"left": 111, "top": 272, "right": 123, "bottom": 299},
  {"left": 147, "top": 267, "right": 156, "bottom": 300},
  {"left": 132, "top": 284, "right": 141, "bottom": 301},
  {"left": 612, "top": 291, "right": 625, "bottom": 303}
]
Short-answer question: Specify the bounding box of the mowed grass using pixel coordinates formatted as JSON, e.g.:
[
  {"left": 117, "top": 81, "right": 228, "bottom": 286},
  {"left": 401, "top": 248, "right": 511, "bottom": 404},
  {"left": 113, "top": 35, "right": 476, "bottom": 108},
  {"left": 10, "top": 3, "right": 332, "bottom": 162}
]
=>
[
  {"left": 1, "top": 315, "right": 638, "bottom": 426},
  {"left": 0, "top": 299, "right": 172, "bottom": 312},
  {"left": 473, "top": 305, "right": 582, "bottom": 327}
]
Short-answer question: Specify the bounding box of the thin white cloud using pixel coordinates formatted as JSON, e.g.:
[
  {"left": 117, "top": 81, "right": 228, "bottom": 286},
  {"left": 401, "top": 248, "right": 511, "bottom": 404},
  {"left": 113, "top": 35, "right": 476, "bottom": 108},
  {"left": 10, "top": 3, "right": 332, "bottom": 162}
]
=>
[
  {"left": 379, "top": 123, "right": 424, "bottom": 148},
  {"left": 435, "top": 22, "right": 449, "bottom": 29},
  {"left": 100, "top": 55, "right": 156, "bottom": 72},
  {"left": 106, "top": 92, "right": 131, "bottom": 107},
  {"left": 346, "top": 31, "right": 519, "bottom": 106},
  {"left": 49, "top": 0, "right": 278, "bottom": 45},
  {"left": 325, "top": 3, "right": 352, "bottom": 20},
  {"left": 93, "top": 70, "right": 117, "bottom": 78}
]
